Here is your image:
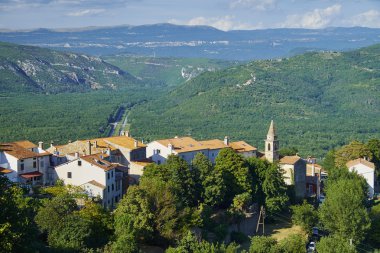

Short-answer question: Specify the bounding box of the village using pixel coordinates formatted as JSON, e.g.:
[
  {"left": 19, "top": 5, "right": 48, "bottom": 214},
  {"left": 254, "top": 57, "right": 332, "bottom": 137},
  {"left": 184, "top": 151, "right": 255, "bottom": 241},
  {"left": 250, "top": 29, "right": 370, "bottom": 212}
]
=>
[{"left": 0, "top": 120, "right": 375, "bottom": 209}]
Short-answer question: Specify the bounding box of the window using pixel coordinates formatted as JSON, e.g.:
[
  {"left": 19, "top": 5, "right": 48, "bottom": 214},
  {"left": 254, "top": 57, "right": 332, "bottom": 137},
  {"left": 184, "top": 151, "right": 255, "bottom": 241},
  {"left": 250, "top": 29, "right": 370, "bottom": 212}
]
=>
[
  {"left": 33, "top": 161, "right": 37, "bottom": 168},
  {"left": 67, "top": 172, "right": 72, "bottom": 178},
  {"left": 157, "top": 149, "right": 161, "bottom": 154},
  {"left": 111, "top": 171, "right": 114, "bottom": 178},
  {"left": 107, "top": 173, "right": 110, "bottom": 180},
  {"left": 20, "top": 163, "right": 24, "bottom": 171},
  {"left": 40, "top": 160, "right": 44, "bottom": 168},
  {"left": 108, "top": 186, "right": 110, "bottom": 192},
  {"left": 33, "top": 157, "right": 36, "bottom": 160},
  {"left": 268, "top": 143, "right": 271, "bottom": 151},
  {"left": 78, "top": 160, "right": 82, "bottom": 166},
  {"left": 157, "top": 160, "right": 161, "bottom": 165},
  {"left": 112, "top": 184, "right": 114, "bottom": 191}
]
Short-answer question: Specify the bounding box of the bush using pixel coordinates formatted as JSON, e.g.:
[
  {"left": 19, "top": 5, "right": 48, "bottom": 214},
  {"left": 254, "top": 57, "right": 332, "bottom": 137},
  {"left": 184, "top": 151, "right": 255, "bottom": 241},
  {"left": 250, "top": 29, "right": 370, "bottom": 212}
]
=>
[{"left": 230, "top": 231, "right": 249, "bottom": 244}]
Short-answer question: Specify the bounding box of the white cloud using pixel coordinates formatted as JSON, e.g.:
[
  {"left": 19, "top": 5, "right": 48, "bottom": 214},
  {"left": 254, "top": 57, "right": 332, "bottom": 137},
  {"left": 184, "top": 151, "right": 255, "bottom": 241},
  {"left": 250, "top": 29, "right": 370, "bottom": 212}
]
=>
[
  {"left": 66, "top": 8, "right": 105, "bottom": 16},
  {"left": 350, "top": 10, "right": 380, "bottom": 28},
  {"left": 170, "top": 16, "right": 261, "bottom": 31},
  {"left": 230, "top": 0, "right": 277, "bottom": 10},
  {"left": 282, "top": 4, "right": 342, "bottom": 29}
]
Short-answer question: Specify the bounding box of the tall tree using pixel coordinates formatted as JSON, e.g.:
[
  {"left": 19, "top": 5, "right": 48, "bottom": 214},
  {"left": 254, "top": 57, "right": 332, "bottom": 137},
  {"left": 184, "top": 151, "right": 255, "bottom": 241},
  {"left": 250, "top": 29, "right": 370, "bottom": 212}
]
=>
[
  {"left": 334, "top": 140, "right": 372, "bottom": 168},
  {"left": 215, "top": 148, "right": 251, "bottom": 207},
  {"left": 247, "top": 158, "right": 288, "bottom": 214},
  {"left": 366, "top": 139, "right": 380, "bottom": 177},
  {"left": 319, "top": 177, "right": 371, "bottom": 244},
  {"left": 291, "top": 201, "right": 318, "bottom": 234},
  {"left": 0, "top": 176, "right": 39, "bottom": 253}
]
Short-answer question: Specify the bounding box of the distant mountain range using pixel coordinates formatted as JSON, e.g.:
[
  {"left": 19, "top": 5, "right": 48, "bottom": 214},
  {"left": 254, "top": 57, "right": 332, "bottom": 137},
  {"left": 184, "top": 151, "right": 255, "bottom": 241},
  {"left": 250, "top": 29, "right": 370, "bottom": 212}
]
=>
[
  {"left": 128, "top": 43, "right": 380, "bottom": 157},
  {"left": 0, "top": 42, "right": 137, "bottom": 93},
  {"left": 0, "top": 24, "right": 380, "bottom": 61}
]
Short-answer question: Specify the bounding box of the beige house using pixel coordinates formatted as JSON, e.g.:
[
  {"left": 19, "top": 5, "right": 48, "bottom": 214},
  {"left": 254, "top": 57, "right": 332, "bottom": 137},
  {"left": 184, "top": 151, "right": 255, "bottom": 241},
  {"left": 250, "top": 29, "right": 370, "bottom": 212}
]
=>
[
  {"left": 279, "top": 155, "right": 306, "bottom": 199},
  {"left": 0, "top": 141, "right": 52, "bottom": 185},
  {"left": 146, "top": 136, "right": 257, "bottom": 165}
]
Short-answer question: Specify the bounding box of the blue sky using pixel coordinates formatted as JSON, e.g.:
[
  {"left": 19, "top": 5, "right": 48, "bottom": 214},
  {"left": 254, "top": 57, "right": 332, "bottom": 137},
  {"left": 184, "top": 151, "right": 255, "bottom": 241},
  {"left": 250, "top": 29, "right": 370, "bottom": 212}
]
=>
[{"left": 0, "top": 0, "right": 380, "bottom": 30}]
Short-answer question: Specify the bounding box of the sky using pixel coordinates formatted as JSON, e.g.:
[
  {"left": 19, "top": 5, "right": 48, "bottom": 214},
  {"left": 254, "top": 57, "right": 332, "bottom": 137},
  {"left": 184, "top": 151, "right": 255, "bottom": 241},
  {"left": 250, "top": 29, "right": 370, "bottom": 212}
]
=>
[{"left": 0, "top": 0, "right": 380, "bottom": 31}]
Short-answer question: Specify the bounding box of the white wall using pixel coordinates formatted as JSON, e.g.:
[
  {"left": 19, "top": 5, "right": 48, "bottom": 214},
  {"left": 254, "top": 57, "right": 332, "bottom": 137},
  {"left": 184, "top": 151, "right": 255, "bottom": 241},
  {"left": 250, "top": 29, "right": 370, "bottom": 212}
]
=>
[
  {"left": 146, "top": 141, "right": 172, "bottom": 164},
  {"left": 349, "top": 164, "right": 375, "bottom": 198},
  {"left": 55, "top": 158, "right": 122, "bottom": 208}
]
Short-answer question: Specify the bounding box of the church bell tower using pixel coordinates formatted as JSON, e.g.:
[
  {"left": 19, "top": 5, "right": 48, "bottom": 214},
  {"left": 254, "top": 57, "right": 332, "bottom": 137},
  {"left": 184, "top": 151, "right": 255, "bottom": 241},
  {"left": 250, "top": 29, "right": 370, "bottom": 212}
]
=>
[{"left": 265, "top": 120, "right": 279, "bottom": 163}]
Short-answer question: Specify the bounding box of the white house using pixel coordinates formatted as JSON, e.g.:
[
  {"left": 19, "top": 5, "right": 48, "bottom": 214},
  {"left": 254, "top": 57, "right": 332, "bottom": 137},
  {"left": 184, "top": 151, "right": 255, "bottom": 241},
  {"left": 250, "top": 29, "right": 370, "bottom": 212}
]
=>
[
  {"left": 0, "top": 141, "right": 52, "bottom": 185},
  {"left": 347, "top": 158, "right": 375, "bottom": 198},
  {"left": 147, "top": 136, "right": 257, "bottom": 165},
  {"left": 54, "top": 154, "right": 123, "bottom": 208}
]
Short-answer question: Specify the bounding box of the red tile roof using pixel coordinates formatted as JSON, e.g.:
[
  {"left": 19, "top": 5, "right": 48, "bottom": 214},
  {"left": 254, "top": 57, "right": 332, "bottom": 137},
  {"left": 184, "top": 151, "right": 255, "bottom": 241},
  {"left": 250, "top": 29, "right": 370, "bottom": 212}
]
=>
[{"left": 346, "top": 158, "right": 375, "bottom": 169}]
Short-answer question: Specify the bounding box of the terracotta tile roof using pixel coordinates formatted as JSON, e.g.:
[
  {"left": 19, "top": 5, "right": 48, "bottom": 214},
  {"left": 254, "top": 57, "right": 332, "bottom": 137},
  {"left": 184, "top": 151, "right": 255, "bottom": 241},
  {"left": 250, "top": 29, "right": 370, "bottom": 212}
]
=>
[
  {"left": 346, "top": 158, "right": 375, "bottom": 170},
  {"left": 229, "top": 141, "right": 257, "bottom": 152},
  {"left": 19, "top": 171, "right": 43, "bottom": 179},
  {"left": 81, "top": 154, "right": 117, "bottom": 171},
  {"left": 13, "top": 140, "right": 37, "bottom": 149},
  {"left": 130, "top": 159, "right": 153, "bottom": 167},
  {"left": 48, "top": 136, "right": 145, "bottom": 156},
  {"left": 279, "top": 155, "right": 302, "bottom": 165},
  {"left": 156, "top": 137, "right": 229, "bottom": 153},
  {"left": 1, "top": 142, "right": 50, "bottom": 159},
  {"left": 85, "top": 180, "right": 106, "bottom": 189},
  {"left": 0, "top": 168, "right": 12, "bottom": 174}
]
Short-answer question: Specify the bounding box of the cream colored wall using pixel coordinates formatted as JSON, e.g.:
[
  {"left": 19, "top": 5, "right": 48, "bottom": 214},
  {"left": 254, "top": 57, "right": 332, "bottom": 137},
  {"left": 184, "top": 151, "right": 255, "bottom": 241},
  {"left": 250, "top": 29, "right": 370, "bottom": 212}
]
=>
[
  {"left": 349, "top": 164, "right": 375, "bottom": 198},
  {"left": 280, "top": 164, "right": 294, "bottom": 185}
]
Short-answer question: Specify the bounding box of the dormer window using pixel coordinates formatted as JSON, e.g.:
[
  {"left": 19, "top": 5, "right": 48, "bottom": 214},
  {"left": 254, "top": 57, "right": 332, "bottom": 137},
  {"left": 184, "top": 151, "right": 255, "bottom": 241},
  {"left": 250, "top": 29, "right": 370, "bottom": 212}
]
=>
[{"left": 78, "top": 160, "right": 82, "bottom": 166}]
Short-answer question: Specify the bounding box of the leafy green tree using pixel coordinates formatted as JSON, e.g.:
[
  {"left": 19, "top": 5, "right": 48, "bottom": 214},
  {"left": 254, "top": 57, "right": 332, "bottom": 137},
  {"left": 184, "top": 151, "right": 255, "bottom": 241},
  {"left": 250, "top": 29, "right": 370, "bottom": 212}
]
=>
[
  {"left": 279, "top": 147, "right": 299, "bottom": 156},
  {"left": 319, "top": 177, "right": 371, "bottom": 244},
  {"left": 334, "top": 141, "right": 372, "bottom": 168},
  {"left": 247, "top": 158, "right": 288, "bottom": 214},
  {"left": 367, "top": 203, "right": 380, "bottom": 248},
  {"left": 166, "top": 231, "right": 240, "bottom": 253},
  {"left": 291, "top": 201, "right": 318, "bottom": 234},
  {"left": 366, "top": 139, "right": 380, "bottom": 178},
  {"left": 0, "top": 176, "right": 40, "bottom": 253},
  {"left": 322, "top": 149, "right": 336, "bottom": 172},
  {"left": 316, "top": 236, "right": 357, "bottom": 253},
  {"left": 215, "top": 148, "right": 251, "bottom": 207},
  {"left": 192, "top": 152, "right": 214, "bottom": 202},
  {"left": 202, "top": 169, "right": 226, "bottom": 207},
  {"left": 277, "top": 234, "right": 306, "bottom": 253},
  {"left": 249, "top": 236, "right": 277, "bottom": 253}
]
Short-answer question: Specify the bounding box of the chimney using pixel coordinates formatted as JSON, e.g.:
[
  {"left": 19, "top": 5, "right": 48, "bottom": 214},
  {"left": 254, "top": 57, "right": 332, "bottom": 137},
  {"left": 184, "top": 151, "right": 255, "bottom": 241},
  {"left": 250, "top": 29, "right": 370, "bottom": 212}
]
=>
[
  {"left": 141, "top": 139, "right": 144, "bottom": 144},
  {"left": 168, "top": 143, "right": 173, "bottom": 153},
  {"left": 224, "top": 136, "right": 229, "bottom": 145},
  {"left": 94, "top": 140, "right": 98, "bottom": 148},
  {"left": 87, "top": 140, "right": 92, "bottom": 155},
  {"left": 125, "top": 131, "right": 130, "bottom": 137},
  {"left": 38, "top": 141, "right": 43, "bottom": 150},
  {"left": 75, "top": 152, "right": 79, "bottom": 158},
  {"left": 106, "top": 148, "right": 111, "bottom": 156},
  {"left": 50, "top": 141, "right": 54, "bottom": 148},
  {"left": 68, "top": 140, "right": 72, "bottom": 144},
  {"left": 311, "top": 163, "right": 315, "bottom": 177},
  {"left": 134, "top": 140, "right": 138, "bottom": 148},
  {"left": 120, "top": 130, "right": 125, "bottom": 136},
  {"left": 174, "top": 136, "right": 178, "bottom": 139}
]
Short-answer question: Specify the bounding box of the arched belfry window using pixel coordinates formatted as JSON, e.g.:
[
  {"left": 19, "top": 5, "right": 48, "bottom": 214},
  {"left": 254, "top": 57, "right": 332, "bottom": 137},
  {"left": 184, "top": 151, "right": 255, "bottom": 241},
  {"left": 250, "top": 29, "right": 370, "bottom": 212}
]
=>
[{"left": 268, "top": 143, "right": 271, "bottom": 151}]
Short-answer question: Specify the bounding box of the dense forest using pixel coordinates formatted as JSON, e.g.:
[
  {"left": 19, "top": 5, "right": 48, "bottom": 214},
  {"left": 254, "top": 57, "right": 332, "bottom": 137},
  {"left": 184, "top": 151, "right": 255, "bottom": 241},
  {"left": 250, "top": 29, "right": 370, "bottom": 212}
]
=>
[{"left": 128, "top": 44, "right": 380, "bottom": 157}]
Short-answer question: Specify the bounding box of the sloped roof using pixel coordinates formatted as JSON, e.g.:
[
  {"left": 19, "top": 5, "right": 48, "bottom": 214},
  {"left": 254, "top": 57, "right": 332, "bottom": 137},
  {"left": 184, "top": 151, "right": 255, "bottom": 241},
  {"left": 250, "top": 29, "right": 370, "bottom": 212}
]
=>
[
  {"left": 346, "top": 158, "right": 375, "bottom": 170},
  {"left": 229, "top": 141, "right": 257, "bottom": 152},
  {"left": 1, "top": 142, "right": 50, "bottom": 159},
  {"left": 81, "top": 154, "right": 117, "bottom": 172},
  {"left": 48, "top": 136, "right": 145, "bottom": 156},
  {"left": 279, "top": 155, "right": 302, "bottom": 165},
  {"left": 0, "top": 167, "right": 12, "bottom": 174},
  {"left": 267, "top": 120, "right": 276, "bottom": 137},
  {"left": 85, "top": 180, "right": 106, "bottom": 189}
]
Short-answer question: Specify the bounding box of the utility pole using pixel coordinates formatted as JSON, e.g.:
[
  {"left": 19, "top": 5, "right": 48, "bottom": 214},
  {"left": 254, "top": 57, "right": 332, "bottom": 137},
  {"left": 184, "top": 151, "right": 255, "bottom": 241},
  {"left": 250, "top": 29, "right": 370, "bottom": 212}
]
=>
[{"left": 256, "top": 206, "right": 266, "bottom": 235}]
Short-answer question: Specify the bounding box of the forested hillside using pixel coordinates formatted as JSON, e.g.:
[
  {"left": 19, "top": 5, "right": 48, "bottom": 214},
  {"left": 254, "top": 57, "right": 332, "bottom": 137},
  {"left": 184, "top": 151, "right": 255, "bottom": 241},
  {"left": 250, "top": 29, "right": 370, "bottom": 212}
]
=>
[
  {"left": 0, "top": 42, "right": 137, "bottom": 93},
  {"left": 104, "top": 55, "right": 237, "bottom": 87},
  {"left": 128, "top": 44, "right": 380, "bottom": 157}
]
